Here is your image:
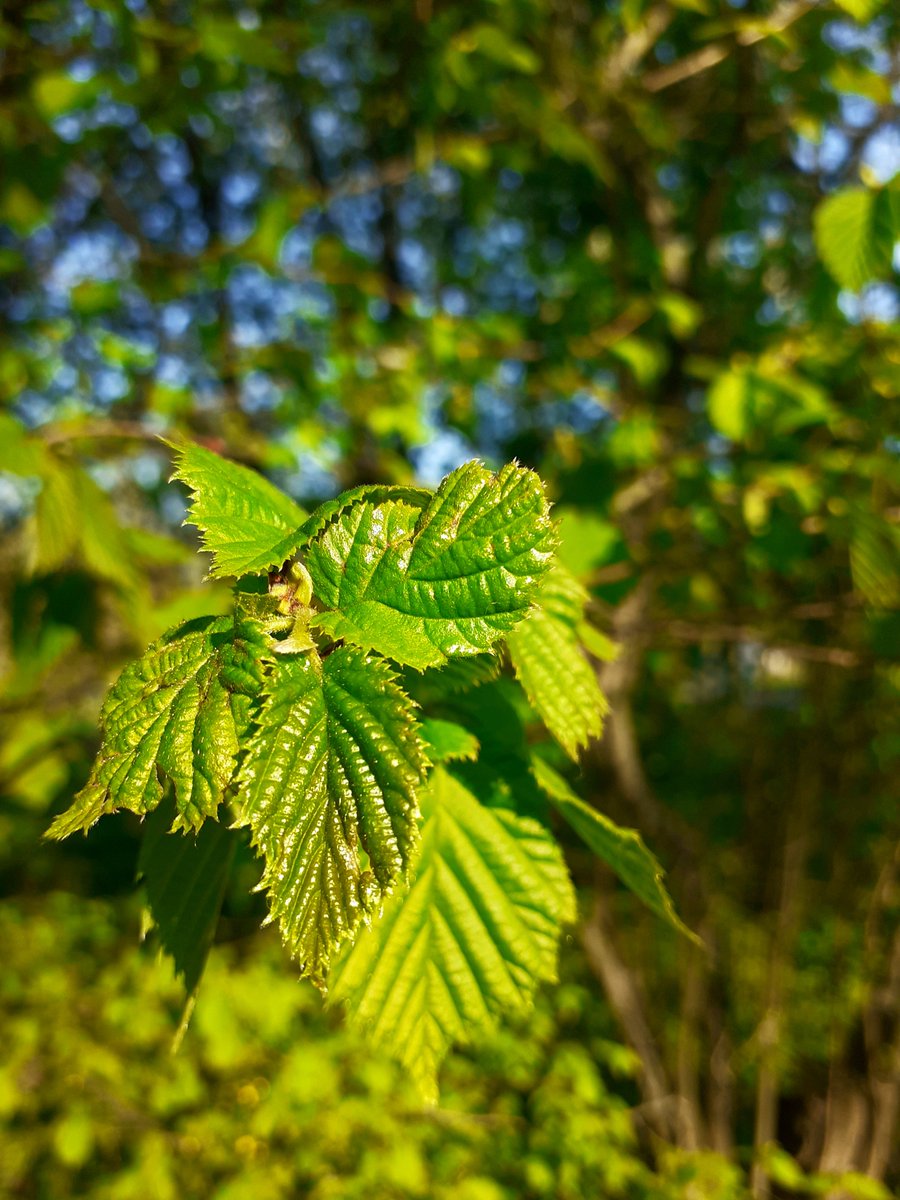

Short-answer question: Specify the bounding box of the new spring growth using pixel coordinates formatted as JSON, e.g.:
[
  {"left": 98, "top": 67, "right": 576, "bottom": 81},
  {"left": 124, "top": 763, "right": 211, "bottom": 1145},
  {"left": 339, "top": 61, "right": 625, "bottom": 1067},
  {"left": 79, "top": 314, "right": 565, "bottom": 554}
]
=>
[{"left": 269, "top": 560, "right": 317, "bottom": 654}]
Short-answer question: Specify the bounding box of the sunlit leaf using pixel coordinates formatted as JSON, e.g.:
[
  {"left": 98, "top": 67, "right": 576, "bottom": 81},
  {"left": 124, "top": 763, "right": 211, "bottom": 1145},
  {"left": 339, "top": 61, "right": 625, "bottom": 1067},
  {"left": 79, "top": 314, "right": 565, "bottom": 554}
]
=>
[
  {"left": 507, "top": 564, "right": 608, "bottom": 758},
  {"left": 308, "top": 461, "right": 556, "bottom": 670},
  {"left": 47, "top": 616, "right": 268, "bottom": 838},
  {"left": 420, "top": 717, "right": 480, "bottom": 762},
  {"left": 330, "top": 765, "right": 576, "bottom": 1101},
  {"left": 813, "top": 184, "right": 900, "bottom": 292},
  {"left": 708, "top": 363, "right": 835, "bottom": 441},
  {"left": 168, "top": 440, "right": 307, "bottom": 579},
  {"left": 237, "top": 647, "right": 428, "bottom": 982},
  {"left": 832, "top": 0, "right": 888, "bottom": 21}
]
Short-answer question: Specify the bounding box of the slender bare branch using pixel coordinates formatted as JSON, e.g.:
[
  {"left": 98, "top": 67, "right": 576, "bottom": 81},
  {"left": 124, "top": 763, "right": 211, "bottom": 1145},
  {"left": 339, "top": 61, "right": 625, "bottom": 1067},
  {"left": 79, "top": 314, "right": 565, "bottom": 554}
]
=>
[
  {"left": 644, "top": 0, "right": 820, "bottom": 93},
  {"left": 750, "top": 770, "right": 814, "bottom": 1198},
  {"left": 582, "top": 899, "right": 675, "bottom": 1140}
]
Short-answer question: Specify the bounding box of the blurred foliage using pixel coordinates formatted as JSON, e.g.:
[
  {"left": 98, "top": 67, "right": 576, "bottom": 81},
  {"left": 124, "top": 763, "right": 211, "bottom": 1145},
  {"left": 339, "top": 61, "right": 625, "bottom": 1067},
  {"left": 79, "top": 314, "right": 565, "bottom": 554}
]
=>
[
  {"left": 0, "top": 890, "right": 737, "bottom": 1200},
  {"left": 1, "top": 0, "right": 899, "bottom": 1195}
]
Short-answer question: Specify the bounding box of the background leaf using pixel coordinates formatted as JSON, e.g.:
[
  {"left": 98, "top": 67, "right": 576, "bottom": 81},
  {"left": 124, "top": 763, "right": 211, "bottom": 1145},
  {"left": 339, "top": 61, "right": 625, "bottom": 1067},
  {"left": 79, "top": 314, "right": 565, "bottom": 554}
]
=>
[{"left": 813, "top": 184, "right": 900, "bottom": 291}]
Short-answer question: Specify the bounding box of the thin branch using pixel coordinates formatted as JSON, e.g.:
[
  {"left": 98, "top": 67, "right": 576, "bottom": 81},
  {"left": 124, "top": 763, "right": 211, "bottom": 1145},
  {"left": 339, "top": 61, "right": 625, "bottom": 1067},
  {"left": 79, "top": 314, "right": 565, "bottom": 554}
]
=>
[
  {"left": 582, "top": 899, "right": 675, "bottom": 1140},
  {"left": 644, "top": 0, "right": 820, "bottom": 93},
  {"left": 603, "top": 5, "right": 674, "bottom": 89},
  {"left": 659, "top": 620, "right": 862, "bottom": 669},
  {"left": 708, "top": 1024, "right": 736, "bottom": 1157},
  {"left": 599, "top": 581, "right": 666, "bottom": 837},
  {"left": 675, "top": 944, "right": 708, "bottom": 1150},
  {"left": 38, "top": 421, "right": 167, "bottom": 447},
  {"left": 750, "top": 768, "right": 814, "bottom": 1198},
  {"left": 865, "top": 935, "right": 900, "bottom": 1180},
  {"left": 644, "top": 43, "right": 731, "bottom": 94},
  {"left": 864, "top": 843, "right": 900, "bottom": 1180}
]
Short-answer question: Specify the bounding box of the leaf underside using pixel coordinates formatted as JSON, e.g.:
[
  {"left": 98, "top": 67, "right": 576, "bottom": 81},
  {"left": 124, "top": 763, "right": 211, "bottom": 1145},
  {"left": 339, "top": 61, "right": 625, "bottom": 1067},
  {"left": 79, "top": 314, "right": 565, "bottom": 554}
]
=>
[
  {"left": 168, "top": 439, "right": 307, "bottom": 579},
  {"left": 47, "top": 615, "right": 267, "bottom": 838},
  {"left": 138, "top": 796, "right": 239, "bottom": 994},
  {"left": 507, "top": 563, "right": 608, "bottom": 758},
  {"left": 306, "top": 460, "right": 557, "bottom": 670},
  {"left": 237, "top": 646, "right": 429, "bottom": 982},
  {"left": 420, "top": 717, "right": 481, "bottom": 763},
  {"left": 420, "top": 651, "right": 502, "bottom": 695},
  {"left": 330, "top": 765, "right": 576, "bottom": 1102},
  {"left": 532, "top": 756, "right": 698, "bottom": 943}
]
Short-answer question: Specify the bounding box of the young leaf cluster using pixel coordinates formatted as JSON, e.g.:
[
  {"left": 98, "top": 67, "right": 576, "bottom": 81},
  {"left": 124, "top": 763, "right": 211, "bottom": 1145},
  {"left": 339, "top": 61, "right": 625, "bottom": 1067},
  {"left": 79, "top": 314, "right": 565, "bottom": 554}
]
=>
[{"left": 48, "top": 442, "right": 689, "bottom": 1098}]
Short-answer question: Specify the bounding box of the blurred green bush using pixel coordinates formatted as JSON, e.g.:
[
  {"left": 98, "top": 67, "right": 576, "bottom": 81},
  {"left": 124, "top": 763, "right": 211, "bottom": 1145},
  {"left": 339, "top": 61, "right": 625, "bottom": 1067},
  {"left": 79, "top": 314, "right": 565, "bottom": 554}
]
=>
[{"left": 0, "top": 888, "right": 738, "bottom": 1200}]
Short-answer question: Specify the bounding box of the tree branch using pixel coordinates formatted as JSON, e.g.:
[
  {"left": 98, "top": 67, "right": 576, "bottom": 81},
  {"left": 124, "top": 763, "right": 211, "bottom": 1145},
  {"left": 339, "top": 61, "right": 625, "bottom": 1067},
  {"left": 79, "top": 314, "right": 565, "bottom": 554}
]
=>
[
  {"left": 582, "top": 899, "right": 675, "bottom": 1140},
  {"left": 643, "top": 0, "right": 819, "bottom": 93},
  {"left": 750, "top": 763, "right": 814, "bottom": 1198}
]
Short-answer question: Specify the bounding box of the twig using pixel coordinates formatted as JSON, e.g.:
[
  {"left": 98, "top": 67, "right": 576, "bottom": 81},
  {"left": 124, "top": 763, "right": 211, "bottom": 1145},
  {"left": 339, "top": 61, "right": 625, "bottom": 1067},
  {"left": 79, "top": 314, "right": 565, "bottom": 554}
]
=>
[
  {"left": 603, "top": 6, "right": 674, "bottom": 89},
  {"left": 750, "top": 764, "right": 813, "bottom": 1198},
  {"left": 644, "top": 0, "right": 819, "bottom": 93},
  {"left": 676, "top": 945, "right": 708, "bottom": 1150},
  {"left": 661, "top": 620, "right": 862, "bottom": 669},
  {"left": 864, "top": 844, "right": 900, "bottom": 1180},
  {"left": 582, "top": 899, "right": 674, "bottom": 1141},
  {"left": 38, "top": 421, "right": 167, "bottom": 447}
]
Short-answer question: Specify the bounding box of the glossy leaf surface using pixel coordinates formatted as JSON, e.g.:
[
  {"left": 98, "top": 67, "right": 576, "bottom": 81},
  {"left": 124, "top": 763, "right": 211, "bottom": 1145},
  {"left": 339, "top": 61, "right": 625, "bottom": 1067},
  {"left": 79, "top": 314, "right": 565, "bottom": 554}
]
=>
[
  {"left": 237, "top": 647, "right": 428, "bottom": 981},
  {"left": 307, "top": 461, "right": 556, "bottom": 670},
  {"left": 47, "top": 616, "right": 267, "bottom": 837}
]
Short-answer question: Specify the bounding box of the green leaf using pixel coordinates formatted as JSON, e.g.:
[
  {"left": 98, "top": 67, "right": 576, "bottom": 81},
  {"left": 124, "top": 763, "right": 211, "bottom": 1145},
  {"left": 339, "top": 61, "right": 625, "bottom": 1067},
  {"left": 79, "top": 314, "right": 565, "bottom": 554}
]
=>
[
  {"left": 330, "top": 765, "right": 575, "bottom": 1102},
  {"left": 416, "top": 652, "right": 502, "bottom": 697},
  {"left": 532, "top": 756, "right": 698, "bottom": 943},
  {"left": 32, "top": 70, "right": 92, "bottom": 118},
  {"left": 420, "top": 717, "right": 480, "bottom": 763},
  {"left": 0, "top": 425, "right": 144, "bottom": 592},
  {"left": 0, "top": 420, "right": 81, "bottom": 575},
  {"left": 813, "top": 185, "right": 900, "bottom": 292},
  {"left": 555, "top": 508, "right": 625, "bottom": 577},
  {"left": 237, "top": 646, "right": 428, "bottom": 982},
  {"left": 29, "top": 460, "right": 80, "bottom": 574},
  {"left": 46, "top": 616, "right": 268, "bottom": 839},
  {"left": 138, "top": 797, "right": 239, "bottom": 994},
  {"left": 307, "top": 461, "right": 557, "bottom": 670},
  {"left": 438, "top": 678, "right": 543, "bottom": 803},
  {"left": 829, "top": 61, "right": 893, "bottom": 105},
  {"left": 293, "top": 483, "right": 431, "bottom": 551},
  {"left": 708, "top": 363, "right": 835, "bottom": 442},
  {"left": 832, "top": 0, "right": 888, "bottom": 21},
  {"left": 168, "top": 440, "right": 307, "bottom": 578},
  {"left": 464, "top": 24, "right": 541, "bottom": 74},
  {"left": 0, "top": 413, "right": 49, "bottom": 476},
  {"left": 849, "top": 507, "right": 900, "bottom": 607},
  {"left": 507, "top": 563, "right": 608, "bottom": 758},
  {"left": 70, "top": 469, "right": 144, "bottom": 595},
  {"left": 578, "top": 621, "right": 618, "bottom": 663}
]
